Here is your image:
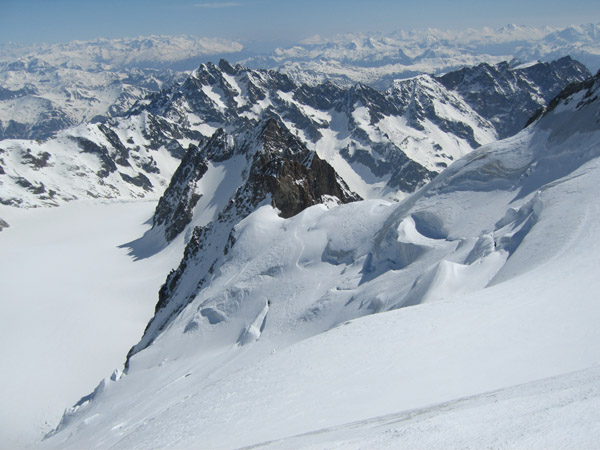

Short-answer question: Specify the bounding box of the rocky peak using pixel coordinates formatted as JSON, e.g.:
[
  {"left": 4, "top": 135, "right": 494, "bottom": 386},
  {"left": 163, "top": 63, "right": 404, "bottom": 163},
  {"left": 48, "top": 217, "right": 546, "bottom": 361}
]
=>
[
  {"left": 127, "top": 118, "right": 361, "bottom": 359},
  {"left": 203, "top": 127, "right": 235, "bottom": 162},
  {"left": 437, "top": 58, "right": 592, "bottom": 138},
  {"left": 150, "top": 117, "right": 360, "bottom": 244},
  {"left": 257, "top": 117, "right": 307, "bottom": 161},
  {"left": 344, "top": 83, "right": 398, "bottom": 122},
  {"left": 151, "top": 142, "right": 206, "bottom": 242},
  {"left": 543, "top": 69, "right": 600, "bottom": 116},
  {"left": 246, "top": 118, "right": 360, "bottom": 217},
  {"left": 217, "top": 58, "right": 238, "bottom": 75}
]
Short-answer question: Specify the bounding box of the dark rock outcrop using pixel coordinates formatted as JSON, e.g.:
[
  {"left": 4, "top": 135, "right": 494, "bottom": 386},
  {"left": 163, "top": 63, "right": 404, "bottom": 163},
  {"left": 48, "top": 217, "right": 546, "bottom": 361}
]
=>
[
  {"left": 438, "top": 57, "right": 591, "bottom": 138},
  {"left": 152, "top": 143, "right": 208, "bottom": 242}
]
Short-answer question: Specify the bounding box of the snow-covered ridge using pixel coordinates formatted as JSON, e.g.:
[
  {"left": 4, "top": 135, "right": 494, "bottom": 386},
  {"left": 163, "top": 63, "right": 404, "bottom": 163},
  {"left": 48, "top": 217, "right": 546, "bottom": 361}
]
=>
[
  {"left": 127, "top": 117, "right": 361, "bottom": 358},
  {"left": 1, "top": 57, "right": 586, "bottom": 208},
  {"left": 41, "top": 70, "right": 600, "bottom": 449}
]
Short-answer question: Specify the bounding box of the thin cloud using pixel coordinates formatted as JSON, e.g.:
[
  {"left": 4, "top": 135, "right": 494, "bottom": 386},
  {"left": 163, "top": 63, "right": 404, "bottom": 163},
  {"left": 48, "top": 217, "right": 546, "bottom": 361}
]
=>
[{"left": 194, "top": 2, "right": 245, "bottom": 8}]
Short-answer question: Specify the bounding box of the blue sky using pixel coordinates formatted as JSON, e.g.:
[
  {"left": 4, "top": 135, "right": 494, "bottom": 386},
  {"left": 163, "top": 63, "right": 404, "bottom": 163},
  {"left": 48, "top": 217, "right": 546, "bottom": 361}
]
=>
[{"left": 0, "top": 0, "right": 599, "bottom": 46}]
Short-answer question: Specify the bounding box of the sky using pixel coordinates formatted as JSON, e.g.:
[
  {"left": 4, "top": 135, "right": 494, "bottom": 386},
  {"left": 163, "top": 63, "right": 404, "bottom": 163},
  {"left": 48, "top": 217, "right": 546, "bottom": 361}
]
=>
[{"left": 0, "top": 0, "right": 599, "bottom": 47}]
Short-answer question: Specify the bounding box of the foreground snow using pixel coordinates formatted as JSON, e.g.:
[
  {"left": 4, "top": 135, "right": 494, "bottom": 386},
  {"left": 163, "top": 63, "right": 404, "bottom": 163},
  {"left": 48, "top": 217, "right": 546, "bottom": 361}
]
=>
[
  {"left": 0, "top": 201, "right": 182, "bottom": 449},
  {"left": 249, "top": 366, "right": 600, "bottom": 450}
]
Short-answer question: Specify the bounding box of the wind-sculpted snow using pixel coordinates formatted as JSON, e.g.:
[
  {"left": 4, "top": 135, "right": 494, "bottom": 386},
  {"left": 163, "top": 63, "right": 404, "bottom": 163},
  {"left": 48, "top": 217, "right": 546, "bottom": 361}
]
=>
[{"left": 40, "top": 71, "right": 600, "bottom": 449}]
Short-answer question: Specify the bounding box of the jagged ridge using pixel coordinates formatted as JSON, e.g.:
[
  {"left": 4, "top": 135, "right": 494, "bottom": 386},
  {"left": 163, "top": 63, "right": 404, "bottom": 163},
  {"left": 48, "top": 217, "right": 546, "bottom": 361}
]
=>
[{"left": 126, "top": 117, "right": 360, "bottom": 361}]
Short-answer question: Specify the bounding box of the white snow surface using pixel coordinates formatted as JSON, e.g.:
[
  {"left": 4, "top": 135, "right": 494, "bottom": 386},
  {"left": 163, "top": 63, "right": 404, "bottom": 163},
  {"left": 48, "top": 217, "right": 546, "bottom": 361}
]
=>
[
  {"left": 38, "top": 77, "right": 600, "bottom": 449},
  {"left": 0, "top": 200, "right": 183, "bottom": 449},
  {"left": 242, "top": 366, "right": 600, "bottom": 450}
]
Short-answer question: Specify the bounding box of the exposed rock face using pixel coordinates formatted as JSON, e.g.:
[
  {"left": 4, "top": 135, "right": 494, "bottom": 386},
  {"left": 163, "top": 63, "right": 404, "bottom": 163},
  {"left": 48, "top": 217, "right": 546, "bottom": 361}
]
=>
[
  {"left": 127, "top": 118, "right": 360, "bottom": 362},
  {"left": 543, "top": 71, "right": 600, "bottom": 116},
  {"left": 0, "top": 218, "right": 9, "bottom": 231},
  {"left": 248, "top": 118, "right": 359, "bottom": 218},
  {"left": 132, "top": 60, "right": 504, "bottom": 197},
  {"left": 152, "top": 143, "right": 208, "bottom": 242},
  {"left": 437, "top": 56, "right": 591, "bottom": 138},
  {"left": 153, "top": 118, "right": 359, "bottom": 242}
]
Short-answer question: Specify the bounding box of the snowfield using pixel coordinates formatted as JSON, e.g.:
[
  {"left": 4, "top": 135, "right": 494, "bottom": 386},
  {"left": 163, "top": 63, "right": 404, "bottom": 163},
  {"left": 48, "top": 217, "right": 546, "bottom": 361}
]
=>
[
  {"left": 0, "top": 201, "right": 183, "bottom": 449},
  {"left": 30, "top": 74, "right": 600, "bottom": 449},
  {"left": 246, "top": 366, "right": 600, "bottom": 450}
]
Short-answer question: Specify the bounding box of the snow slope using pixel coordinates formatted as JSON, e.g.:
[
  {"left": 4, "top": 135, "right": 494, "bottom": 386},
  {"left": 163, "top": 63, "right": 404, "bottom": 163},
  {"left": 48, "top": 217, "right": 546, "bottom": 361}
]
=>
[
  {"left": 243, "top": 366, "right": 600, "bottom": 450},
  {"left": 0, "top": 201, "right": 183, "bottom": 449},
  {"left": 40, "top": 72, "right": 600, "bottom": 448}
]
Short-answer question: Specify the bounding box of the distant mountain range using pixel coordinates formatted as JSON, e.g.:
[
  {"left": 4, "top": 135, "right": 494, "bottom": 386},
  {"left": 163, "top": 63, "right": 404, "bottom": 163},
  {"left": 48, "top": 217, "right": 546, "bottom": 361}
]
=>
[
  {"left": 0, "top": 57, "right": 588, "bottom": 209},
  {"left": 0, "top": 35, "right": 244, "bottom": 69},
  {"left": 0, "top": 35, "right": 246, "bottom": 141},
  {"left": 1, "top": 24, "right": 598, "bottom": 141},
  {"left": 243, "top": 23, "right": 600, "bottom": 87}
]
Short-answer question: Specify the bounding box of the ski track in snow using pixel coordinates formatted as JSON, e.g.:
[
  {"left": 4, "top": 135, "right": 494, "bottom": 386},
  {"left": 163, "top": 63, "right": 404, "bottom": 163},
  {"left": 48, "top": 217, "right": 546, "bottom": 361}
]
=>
[{"left": 237, "top": 366, "right": 600, "bottom": 450}]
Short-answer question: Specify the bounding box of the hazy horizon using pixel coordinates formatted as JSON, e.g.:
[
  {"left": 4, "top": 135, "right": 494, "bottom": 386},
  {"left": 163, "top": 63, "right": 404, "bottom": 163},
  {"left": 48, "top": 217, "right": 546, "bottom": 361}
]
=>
[{"left": 1, "top": 0, "right": 599, "bottom": 47}]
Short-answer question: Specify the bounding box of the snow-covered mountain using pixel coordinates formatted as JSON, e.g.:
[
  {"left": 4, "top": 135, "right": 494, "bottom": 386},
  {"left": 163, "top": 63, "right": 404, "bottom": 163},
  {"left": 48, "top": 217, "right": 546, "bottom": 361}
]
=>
[
  {"left": 0, "top": 35, "right": 244, "bottom": 140},
  {"left": 41, "top": 68, "right": 600, "bottom": 449},
  {"left": 2, "top": 24, "right": 597, "bottom": 142},
  {"left": 0, "top": 57, "right": 588, "bottom": 208},
  {"left": 0, "top": 110, "right": 200, "bottom": 207},
  {"left": 0, "top": 61, "right": 185, "bottom": 140},
  {"left": 243, "top": 23, "right": 600, "bottom": 88},
  {"left": 0, "top": 35, "right": 244, "bottom": 70},
  {"left": 437, "top": 56, "right": 590, "bottom": 138}
]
